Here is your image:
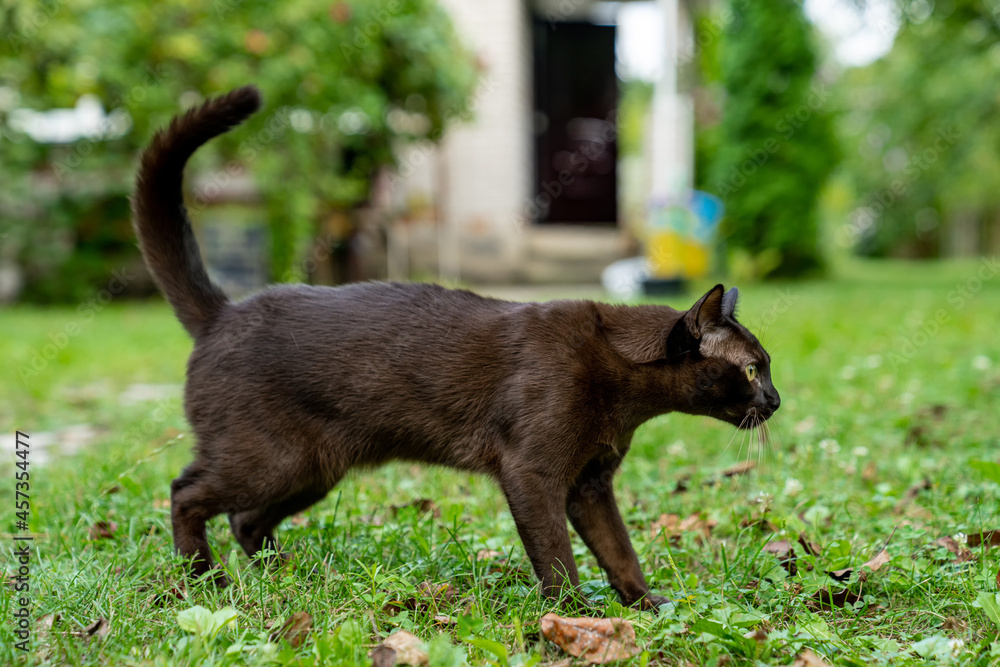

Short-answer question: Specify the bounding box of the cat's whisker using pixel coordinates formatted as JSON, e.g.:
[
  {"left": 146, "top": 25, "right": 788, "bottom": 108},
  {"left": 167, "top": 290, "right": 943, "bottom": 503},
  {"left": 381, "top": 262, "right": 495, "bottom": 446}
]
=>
[{"left": 723, "top": 411, "right": 752, "bottom": 456}]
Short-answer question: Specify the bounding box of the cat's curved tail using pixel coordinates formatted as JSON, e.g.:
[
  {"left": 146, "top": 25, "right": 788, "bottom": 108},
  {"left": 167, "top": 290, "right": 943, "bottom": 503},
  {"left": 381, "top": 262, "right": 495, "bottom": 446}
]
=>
[{"left": 132, "top": 85, "right": 261, "bottom": 338}]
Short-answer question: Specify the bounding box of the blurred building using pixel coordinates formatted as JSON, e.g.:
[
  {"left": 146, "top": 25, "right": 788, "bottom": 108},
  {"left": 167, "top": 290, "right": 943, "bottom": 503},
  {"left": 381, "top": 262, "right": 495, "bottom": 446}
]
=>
[{"left": 383, "top": 0, "right": 694, "bottom": 284}]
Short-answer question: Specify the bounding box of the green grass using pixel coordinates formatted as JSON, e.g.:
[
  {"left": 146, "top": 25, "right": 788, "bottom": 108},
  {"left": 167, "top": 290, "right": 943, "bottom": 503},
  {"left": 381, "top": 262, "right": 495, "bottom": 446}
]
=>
[{"left": 2, "top": 258, "right": 1000, "bottom": 665}]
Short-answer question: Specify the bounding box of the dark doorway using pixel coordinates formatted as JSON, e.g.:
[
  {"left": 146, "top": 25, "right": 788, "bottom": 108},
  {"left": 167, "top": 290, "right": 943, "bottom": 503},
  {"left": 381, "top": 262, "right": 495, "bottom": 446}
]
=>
[{"left": 532, "top": 20, "right": 618, "bottom": 225}]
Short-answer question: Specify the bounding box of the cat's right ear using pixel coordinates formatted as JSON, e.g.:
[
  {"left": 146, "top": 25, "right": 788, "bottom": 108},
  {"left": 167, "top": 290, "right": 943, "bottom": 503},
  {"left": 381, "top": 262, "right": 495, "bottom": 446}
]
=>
[{"left": 666, "top": 285, "right": 726, "bottom": 359}]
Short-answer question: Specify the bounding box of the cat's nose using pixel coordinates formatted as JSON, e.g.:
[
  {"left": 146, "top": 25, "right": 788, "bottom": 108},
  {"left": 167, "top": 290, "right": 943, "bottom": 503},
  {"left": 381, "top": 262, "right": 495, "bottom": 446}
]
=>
[{"left": 767, "top": 391, "right": 781, "bottom": 412}]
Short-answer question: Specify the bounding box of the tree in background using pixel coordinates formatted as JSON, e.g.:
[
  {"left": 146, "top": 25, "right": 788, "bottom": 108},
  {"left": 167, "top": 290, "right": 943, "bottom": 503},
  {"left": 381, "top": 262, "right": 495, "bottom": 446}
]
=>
[
  {"left": 0, "top": 0, "right": 478, "bottom": 301},
  {"left": 704, "top": 0, "right": 838, "bottom": 278},
  {"left": 837, "top": 0, "right": 1000, "bottom": 258}
]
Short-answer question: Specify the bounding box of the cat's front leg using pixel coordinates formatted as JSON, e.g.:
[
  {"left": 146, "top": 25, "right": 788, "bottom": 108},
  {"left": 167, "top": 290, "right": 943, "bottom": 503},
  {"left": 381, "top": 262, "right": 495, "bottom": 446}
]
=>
[
  {"left": 566, "top": 457, "right": 665, "bottom": 609},
  {"left": 499, "top": 468, "right": 581, "bottom": 602}
]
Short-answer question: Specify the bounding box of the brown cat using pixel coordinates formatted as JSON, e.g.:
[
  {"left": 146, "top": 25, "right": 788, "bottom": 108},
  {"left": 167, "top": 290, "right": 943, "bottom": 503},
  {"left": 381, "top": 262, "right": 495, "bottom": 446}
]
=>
[{"left": 132, "top": 86, "right": 780, "bottom": 609}]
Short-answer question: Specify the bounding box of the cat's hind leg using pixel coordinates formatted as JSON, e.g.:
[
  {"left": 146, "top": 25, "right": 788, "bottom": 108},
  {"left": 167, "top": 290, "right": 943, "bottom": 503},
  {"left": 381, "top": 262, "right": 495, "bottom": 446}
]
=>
[
  {"left": 171, "top": 462, "right": 227, "bottom": 581},
  {"left": 228, "top": 487, "right": 329, "bottom": 563}
]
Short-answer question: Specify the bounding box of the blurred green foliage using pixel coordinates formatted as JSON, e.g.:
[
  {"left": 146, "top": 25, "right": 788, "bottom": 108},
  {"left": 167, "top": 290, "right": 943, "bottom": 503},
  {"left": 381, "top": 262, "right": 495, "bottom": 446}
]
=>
[
  {"left": 0, "top": 0, "right": 478, "bottom": 301},
  {"left": 704, "top": 0, "right": 839, "bottom": 279},
  {"left": 836, "top": 0, "right": 1000, "bottom": 258}
]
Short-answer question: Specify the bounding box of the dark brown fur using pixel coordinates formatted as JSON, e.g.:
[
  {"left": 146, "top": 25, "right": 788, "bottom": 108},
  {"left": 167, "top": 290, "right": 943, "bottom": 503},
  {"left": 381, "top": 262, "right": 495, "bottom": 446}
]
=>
[{"left": 132, "top": 86, "right": 780, "bottom": 608}]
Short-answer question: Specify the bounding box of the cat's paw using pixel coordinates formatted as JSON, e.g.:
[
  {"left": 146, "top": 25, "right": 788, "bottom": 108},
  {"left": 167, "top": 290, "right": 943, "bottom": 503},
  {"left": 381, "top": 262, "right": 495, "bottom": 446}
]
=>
[{"left": 634, "top": 593, "right": 671, "bottom": 611}]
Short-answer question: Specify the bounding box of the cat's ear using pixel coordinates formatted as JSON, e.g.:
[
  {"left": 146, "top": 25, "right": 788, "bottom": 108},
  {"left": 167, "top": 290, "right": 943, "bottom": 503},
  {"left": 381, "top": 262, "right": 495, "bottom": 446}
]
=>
[
  {"left": 721, "top": 287, "right": 738, "bottom": 319},
  {"left": 665, "top": 285, "right": 725, "bottom": 360},
  {"left": 684, "top": 284, "right": 726, "bottom": 339}
]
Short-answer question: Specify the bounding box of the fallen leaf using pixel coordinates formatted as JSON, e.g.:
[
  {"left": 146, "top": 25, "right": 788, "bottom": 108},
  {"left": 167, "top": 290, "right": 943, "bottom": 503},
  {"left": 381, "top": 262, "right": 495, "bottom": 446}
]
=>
[
  {"left": 722, "top": 460, "right": 757, "bottom": 477},
  {"left": 540, "top": 613, "right": 640, "bottom": 664},
  {"left": 379, "top": 630, "right": 428, "bottom": 666},
  {"left": 744, "top": 627, "right": 768, "bottom": 642},
  {"left": 37, "top": 613, "right": 60, "bottom": 639},
  {"left": 932, "top": 536, "right": 974, "bottom": 562},
  {"left": 941, "top": 616, "right": 967, "bottom": 633},
  {"left": 371, "top": 644, "right": 397, "bottom": 667},
  {"left": 270, "top": 611, "right": 312, "bottom": 648},
  {"left": 650, "top": 512, "right": 716, "bottom": 544},
  {"left": 432, "top": 614, "right": 456, "bottom": 626},
  {"left": 89, "top": 521, "right": 117, "bottom": 540},
  {"left": 861, "top": 549, "right": 890, "bottom": 573},
  {"left": 894, "top": 478, "right": 931, "bottom": 513},
  {"left": 391, "top": 498, "right": 440, "bottom": 518},
  {"left": 764, "top": 540, "right": 797, "bottom": 575},
  {"left": 807, "top": 588, "right": 864, "bottom": 611},
  {"left": 828, "top": 548, "right": 891, "bottom": 583},
  {"left": 476, "top": 549, "right": 504, "bottom": 561},
  {"left": 967, "top": 530, "right": 1000, "bottom": 549},
  {"left": 797, "top": 534, "right": 822, "bottom": 557},
  {"left": 80, "top": 617, "right": 111, "bottom": 640},
  {"left": 741, "top": 518, "right": 779, "bottom": 533},
  {"left": 417, "top": 581, "right": 456, "bottom": 603},
  {"left": 827, "top": 568, "right": 852, "bottom": 583},
  {"left": 788, "top": 648, "right": 832, "bottom": 667}
]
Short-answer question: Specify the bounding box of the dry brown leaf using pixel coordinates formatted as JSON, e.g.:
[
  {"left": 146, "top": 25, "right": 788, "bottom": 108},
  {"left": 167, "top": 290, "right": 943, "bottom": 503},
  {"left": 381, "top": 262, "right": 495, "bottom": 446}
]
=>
[
  {"left": 89, "top": 521, "right": 117, "bottom": 540},
  {"left": 797, "top": 534, "right": 822, "bottom": 557},
  {"left": 417, "top": 581, "right": 456, "bottom": 602},
  {"left": 391, "top": 498, "right": 440, "bottom": 518},
  {"left": 722, "top": 460, "right": 757, "bottom": 477},
  {"left": 741, "top": 518, "right": 779, "bottom": 533},
  {"left": 270, "top": 611, "right": 312, "bottom": 648},
  {"left": 743, "top": 627, "right": 768, "bottom": 642},
  {"left": 894, "top": 478, "right": 931, "bottom": 513},
  {"left": 476, "top": 549, "right": 503, "bottom": 561},
  {"left": 764, "top": 540, "right": 797, "bottom": 575},
  {"left": 540, "top": 613, "right": 640, "bottom": 664},
  {"left": 650, "top": 512, "right": 716, "bottom": 544},
  {"left": 37, "top": 613, "right": 59, "bottom": 639},
  {"left": 380, "top": 630, "right": 428, "bottom": 666},
  {"left": 371, "top": 644, "right": 397, "bottom": 667},
  {"left": 941, "top": 616, "right": 967, "bottom": 633},
  {"left": 829, "top": 548, "right": 891, "bottom": 583},
  {"left": 967, "top": 530, "right": 1000, "bottom": 549},
  {"left": 933, "top": 536, "right": 974, "bottom": 562},
  {"left": 788, "top": 648, "right": 832, "bottom": 667},
  {"left": 80, "top": 617, "right": 110, "bottom": 641},
  {"left": 807, "top": 588, "right": 864, "bottom": 611},
  {"left": 861, "top": 549, "right": 890, "bottom": 573}
]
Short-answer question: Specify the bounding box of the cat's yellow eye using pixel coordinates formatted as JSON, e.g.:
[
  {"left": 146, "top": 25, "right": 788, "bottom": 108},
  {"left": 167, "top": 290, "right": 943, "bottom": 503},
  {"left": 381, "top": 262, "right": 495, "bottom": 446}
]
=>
[{"left": 745, "top": 364, "right": 757, "bottom": 382}]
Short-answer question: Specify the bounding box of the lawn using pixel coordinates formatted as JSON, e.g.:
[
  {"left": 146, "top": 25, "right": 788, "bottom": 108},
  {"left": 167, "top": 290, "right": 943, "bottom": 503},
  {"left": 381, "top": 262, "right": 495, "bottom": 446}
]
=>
[{"left": 2, "top": 258, "right": 1000, "bottom": 666}]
